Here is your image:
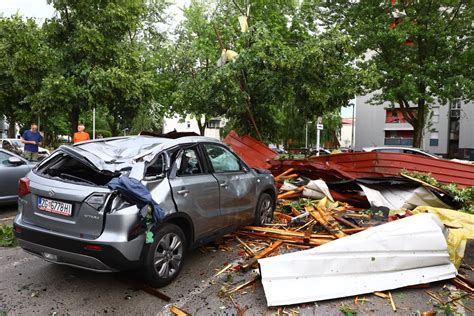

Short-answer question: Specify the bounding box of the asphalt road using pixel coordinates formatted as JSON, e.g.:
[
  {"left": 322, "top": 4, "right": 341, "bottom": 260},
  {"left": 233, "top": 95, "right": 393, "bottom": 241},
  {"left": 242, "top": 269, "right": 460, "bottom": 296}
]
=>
[{"left": 1, "top": 205, "right": 472, "bottom": 315}]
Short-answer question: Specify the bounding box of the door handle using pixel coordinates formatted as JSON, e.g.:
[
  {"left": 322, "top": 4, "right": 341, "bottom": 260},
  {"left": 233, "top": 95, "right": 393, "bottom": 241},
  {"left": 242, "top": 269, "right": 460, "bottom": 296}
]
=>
[
  {"left": 220, "top": 181, "right": 228, "bottom": 188},
  {"left": 177, "top": 189, "right": 189, "bottom": 195}
]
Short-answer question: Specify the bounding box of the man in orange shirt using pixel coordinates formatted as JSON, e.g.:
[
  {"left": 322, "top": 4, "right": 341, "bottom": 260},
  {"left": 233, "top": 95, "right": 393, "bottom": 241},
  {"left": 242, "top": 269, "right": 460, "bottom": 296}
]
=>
[{"left": 73, "top": 124, "right": 91, "bottom": 144}]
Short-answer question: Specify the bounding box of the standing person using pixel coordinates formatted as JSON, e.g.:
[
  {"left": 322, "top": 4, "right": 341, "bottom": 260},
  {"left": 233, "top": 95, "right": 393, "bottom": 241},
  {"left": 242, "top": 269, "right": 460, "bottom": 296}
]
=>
[
  {"left": 21, "top": 123, "right": 43, "bottom": 161},
  {"left": 73, "top": 124, "right": 91, "bottom": 144}
]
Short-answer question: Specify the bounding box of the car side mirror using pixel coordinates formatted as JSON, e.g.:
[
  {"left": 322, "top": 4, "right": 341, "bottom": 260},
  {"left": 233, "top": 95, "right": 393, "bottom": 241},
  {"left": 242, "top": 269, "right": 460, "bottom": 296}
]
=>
[{"left": 8, "top": 157, "right": 24, "bottom": 166}]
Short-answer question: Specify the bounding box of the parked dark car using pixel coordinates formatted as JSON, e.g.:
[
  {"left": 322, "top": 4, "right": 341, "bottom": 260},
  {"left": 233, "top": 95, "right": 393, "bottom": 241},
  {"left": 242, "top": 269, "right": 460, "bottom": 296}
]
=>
[
  {"left": 0, "top": 149, "right": 35, "bottom": 205},
  {"left": 362, "top": 146, "right": 440, "bottom": 159},
  {"left": 14, "top": 135, "right": 276, "bottom": 287},
  {"left": 1, "top": 138, "right": 50, "bottom": 161}
]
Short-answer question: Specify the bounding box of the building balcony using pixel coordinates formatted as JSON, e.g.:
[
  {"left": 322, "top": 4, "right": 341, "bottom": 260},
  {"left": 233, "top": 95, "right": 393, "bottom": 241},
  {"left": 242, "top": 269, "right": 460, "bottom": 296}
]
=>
[{"left": 384, "top": 122, "right": 413, "bottom": 131}]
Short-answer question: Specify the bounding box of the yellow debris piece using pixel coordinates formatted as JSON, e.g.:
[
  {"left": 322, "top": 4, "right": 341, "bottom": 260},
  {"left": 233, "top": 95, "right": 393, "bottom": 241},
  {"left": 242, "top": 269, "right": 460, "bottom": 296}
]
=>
[{"left": 412, "top": 206, "right": 474, "bottom": 268}]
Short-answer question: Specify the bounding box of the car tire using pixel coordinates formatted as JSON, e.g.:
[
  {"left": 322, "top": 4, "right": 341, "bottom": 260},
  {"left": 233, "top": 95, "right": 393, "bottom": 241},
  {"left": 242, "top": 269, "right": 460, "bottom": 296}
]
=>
[
  {"left": 253, "top": 193, "right": 275, "bottom": 226},
  {"left": 145, "top": 223, "right": 186, "bottom": 288}
]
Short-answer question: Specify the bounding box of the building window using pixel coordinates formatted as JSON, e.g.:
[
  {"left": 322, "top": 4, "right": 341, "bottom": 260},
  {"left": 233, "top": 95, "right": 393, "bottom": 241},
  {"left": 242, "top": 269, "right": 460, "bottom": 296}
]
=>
[
  {"left": 186, "top": 121, "right": 191, "bottom": 129},
  {"left": 450, "top": 101, "right": 461, "bottom": 119},
  {"left": 430, "top": 131, "right": 439, "bottom": 147},
  {"left": 431, "top": 107, "right": 439, "bottom": 123},
  {"left": 206, "top": 119, "right": 221, "bottom": 129}
]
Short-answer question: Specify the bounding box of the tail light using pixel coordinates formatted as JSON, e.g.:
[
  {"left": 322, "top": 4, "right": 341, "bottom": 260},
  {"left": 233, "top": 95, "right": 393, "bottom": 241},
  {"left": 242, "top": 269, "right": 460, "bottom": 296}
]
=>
[
  {"left": 18, "top": 177, "right": 30, "bottom": 197},
  {"left": 85, "top": 193, "right": 107, "bottom": 210}
]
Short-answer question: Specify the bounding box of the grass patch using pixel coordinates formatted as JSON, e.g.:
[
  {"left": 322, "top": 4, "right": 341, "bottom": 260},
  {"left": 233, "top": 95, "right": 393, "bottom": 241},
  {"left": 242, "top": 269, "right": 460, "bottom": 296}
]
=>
[{"left": 0, "top": 224, "right": 17, "bottom": 247}]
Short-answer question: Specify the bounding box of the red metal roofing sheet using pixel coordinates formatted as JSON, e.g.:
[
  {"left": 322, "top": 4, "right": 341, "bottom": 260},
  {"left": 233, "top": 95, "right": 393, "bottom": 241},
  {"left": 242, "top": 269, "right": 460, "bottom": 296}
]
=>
[{"left": 223, "top": 130, "right": 278, "bottom": 169}]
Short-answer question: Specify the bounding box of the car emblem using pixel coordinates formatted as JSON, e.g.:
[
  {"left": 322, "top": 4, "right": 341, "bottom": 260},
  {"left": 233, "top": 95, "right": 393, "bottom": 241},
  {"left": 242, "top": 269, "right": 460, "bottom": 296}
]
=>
[{"left": 48, "top": 189, "right": 55, "bottom": 197}]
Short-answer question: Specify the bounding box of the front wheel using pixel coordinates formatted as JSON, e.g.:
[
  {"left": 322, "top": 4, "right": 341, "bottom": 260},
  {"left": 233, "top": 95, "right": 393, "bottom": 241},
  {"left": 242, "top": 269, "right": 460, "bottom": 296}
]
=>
[
  {"left": 145, "top": 223, "right": 186, "bottom": 288},
  {"left": 253, "top": 193, "right": 275, "bottom": 226}
]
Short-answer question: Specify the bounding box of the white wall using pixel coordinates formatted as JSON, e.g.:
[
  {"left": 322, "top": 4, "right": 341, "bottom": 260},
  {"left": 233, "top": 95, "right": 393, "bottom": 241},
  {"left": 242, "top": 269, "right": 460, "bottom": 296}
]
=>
[
  {"left": 162, "top": 114, "right": 221, "bottom": 139},
  {"left": 339, "top": 123, "right": 353, "bottom": 148}
]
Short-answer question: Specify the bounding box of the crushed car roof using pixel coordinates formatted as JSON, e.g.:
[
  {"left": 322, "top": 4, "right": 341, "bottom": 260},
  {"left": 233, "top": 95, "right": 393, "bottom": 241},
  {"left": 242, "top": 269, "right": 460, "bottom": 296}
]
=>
[{"left": 53, "top": 135, "right": 220, "bottom": 173}]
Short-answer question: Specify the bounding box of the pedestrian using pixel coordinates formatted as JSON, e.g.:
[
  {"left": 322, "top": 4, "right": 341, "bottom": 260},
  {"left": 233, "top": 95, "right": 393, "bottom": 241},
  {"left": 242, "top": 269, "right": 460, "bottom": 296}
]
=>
[
  {"left": 20, "top": 123, "right": 43, "bottom": 161},
  {"left": 73, "top": 124, "right": 91, "bottom": 144}
]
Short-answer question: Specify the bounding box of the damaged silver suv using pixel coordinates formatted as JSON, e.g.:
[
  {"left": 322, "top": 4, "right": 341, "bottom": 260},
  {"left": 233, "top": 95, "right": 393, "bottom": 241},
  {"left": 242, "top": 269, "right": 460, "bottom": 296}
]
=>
[{"left": 13, "top": 135, "right": 276, "bottom": 287}]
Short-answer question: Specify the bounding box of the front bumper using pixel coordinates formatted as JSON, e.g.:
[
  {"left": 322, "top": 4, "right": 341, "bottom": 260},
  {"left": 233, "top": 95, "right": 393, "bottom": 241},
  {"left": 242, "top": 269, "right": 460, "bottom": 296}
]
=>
[{"left": 13, "top": 218, "right": 144, "bottom": 272}]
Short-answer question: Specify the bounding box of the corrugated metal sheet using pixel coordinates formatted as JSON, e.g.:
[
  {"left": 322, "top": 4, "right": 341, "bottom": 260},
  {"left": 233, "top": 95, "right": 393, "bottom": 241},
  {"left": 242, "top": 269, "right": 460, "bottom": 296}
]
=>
[
  {"left": 259, "top": 213, "right": 457, "bottom": 307},
  {"left": 223, "top": 130, "right": 278, "bottom": 169},
  {"left": 270, "top": 152, "right": 474, "bottom": 187}
]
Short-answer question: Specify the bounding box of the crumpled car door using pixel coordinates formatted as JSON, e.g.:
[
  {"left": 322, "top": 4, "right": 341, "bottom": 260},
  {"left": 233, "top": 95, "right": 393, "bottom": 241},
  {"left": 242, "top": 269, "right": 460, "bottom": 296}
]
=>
[{"left": 168, "top": 145, "right": 221, "bottom": 240}]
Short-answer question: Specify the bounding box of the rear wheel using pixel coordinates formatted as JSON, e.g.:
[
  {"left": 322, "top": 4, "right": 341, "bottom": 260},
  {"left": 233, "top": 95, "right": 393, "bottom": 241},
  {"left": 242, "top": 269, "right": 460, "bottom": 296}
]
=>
[
  {"left": 145, "top": 223, "right": 186, "bottom": 287},
  {"left": 253, "top": 193, "right": 274, "bottom": 226}
]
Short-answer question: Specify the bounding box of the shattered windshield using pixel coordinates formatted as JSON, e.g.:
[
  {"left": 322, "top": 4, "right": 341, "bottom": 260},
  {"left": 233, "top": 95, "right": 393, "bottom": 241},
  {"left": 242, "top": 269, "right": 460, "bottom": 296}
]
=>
[{"left": 75, "top": 136, "right": 166, "bottom": 163}]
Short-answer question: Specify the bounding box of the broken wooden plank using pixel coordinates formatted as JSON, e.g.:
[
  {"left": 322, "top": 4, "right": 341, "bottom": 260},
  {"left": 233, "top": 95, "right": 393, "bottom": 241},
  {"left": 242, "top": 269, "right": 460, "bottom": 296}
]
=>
[
  {"left": 333, "top": 215, "right": 359, "bottom": 229},
  {"left": 236, "top": 236, "right": 255, "bottom": 256},
  {"left": 274, "top": 212, "right": 293, "bottom": 223},
  {"left": 303, "top": 223, "right": 315, "bottom": 244},
  {"left": 274, "top": 168, "right": 295, "bottom": 182},
  {"left": 305, "top": 205, "right": 347, "bottom": 239},
  {"left": 241, "top": 240, "right": 284, "bottom": 271},
  {"left": 235, "top": 231, "right": 331, "bottom": 247},
  {"left": 241, "top": 226, "right": 335, "bottom": 239},
  {"left": 278, "top": 187, "right": 304, "bottom": 199},
  {"left": 141, "top": 285, "right": 171, "bottom": 302},
  {"left": 214, "top": 263, "right": 233, "bottom": 277},
  {"left": 342, "top": 227, "right": 368, "bottom": 233},
  {"left": 388, "top": 291, "right": 397, "bottom": 312},
  {"left": 373, "top": 291, "right": 389, "bottom": 299},
  {"left": 451, "top": 277, "right": 474, "bottom": 293},
  {"left": 255, "top": 240, "right": 284, "bottom": 260},
  {"left": 223, "top": 275, "right": 260, "bottom": 295},
  {"left": 170, "top": 305, "right": 191, "bottom": 316},
  {"left": 290, "top": 207, "right": 301, "bottom": 217}
]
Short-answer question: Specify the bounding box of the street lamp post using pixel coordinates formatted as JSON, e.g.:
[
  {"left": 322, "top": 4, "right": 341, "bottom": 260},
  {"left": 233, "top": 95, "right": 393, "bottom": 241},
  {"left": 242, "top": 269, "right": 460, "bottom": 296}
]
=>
[
  {"left": 316, "top": 117, "right": 322, "bottom": 156},
  {"left": 92, "top": 107, "right": 96, "bottom": 140},
  {"left": 350, "top": 102, "right": 355, "bottom": 150},
  {"left": 305, "top": 121, "right": 312, "bottom": 154}
]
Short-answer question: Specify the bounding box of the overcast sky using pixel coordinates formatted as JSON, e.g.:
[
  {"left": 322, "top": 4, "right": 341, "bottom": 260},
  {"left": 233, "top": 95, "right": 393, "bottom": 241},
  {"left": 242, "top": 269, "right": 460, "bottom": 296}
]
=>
[
  {"left": 0, "top": 0, "right": 189, "bottom": 22},
  {"left": 0, "top": 0, "right": 55, "bottom": 19}
]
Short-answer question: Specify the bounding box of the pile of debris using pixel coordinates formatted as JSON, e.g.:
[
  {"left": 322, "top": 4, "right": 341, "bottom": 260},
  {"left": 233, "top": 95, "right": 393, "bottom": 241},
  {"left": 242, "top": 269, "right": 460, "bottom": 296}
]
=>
[{"left": 212, "top": 167, "right": 474, "bottom": 313}]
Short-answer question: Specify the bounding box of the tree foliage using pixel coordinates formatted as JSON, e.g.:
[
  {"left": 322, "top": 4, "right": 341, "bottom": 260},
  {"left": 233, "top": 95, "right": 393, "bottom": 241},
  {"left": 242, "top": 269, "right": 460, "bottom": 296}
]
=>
[
  {"left": 155, "top": 0, "right": 358, "bottom": 143},
  {"left": 0, "top": 16, "right": 50, "bottom": 137},
  {"left": 29, "top": 0, "right": 163, "bottom": 136},
  {"left": 317, "top": 0, "right": 473, "bottom": 147}
]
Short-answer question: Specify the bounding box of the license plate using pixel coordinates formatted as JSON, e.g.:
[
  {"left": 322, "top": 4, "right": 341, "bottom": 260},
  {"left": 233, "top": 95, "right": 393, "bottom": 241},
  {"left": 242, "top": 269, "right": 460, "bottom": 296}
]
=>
[{"left": 38, "top": 197, "right": 72, "bottom": 217}]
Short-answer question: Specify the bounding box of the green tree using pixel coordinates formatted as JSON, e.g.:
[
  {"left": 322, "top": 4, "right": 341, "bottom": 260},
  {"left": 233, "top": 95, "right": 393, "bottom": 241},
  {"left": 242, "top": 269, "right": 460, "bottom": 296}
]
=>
[
  {"left": 317, "top": 0, "right": 473, "bottom": 147},
  {"left": 0, "top": 16, "right": 50, "bottom": 137},
  {"left": 30, "top": 0, "right": 164, "bottom": 137},
  {"left": 157, "top": 0, "right": 358, "bottom": 143}
]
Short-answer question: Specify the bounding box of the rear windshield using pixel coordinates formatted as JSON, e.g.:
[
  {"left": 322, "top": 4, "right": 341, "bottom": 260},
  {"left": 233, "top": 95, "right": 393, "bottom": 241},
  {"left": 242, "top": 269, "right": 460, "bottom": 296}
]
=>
[{"left": 37, "top": 153, "right": 115, "bottom": 186}]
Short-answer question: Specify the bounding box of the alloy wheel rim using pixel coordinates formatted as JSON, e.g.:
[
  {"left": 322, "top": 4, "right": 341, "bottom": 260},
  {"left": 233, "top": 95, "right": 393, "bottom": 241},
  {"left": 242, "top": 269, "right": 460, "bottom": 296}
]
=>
[
  {"left": 260, "top": 198, "right": 273, "bottom": 224},
  {"left": 154, "top": 232, "right": 183, "bottom": 278}
]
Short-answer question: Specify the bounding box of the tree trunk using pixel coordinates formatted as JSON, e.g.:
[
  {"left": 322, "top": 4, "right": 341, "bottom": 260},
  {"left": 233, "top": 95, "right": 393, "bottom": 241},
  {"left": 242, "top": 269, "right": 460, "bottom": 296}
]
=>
[
  {"left": 411, "top": 98, "right": 427, "bottom": 148},
  {"left": 70, "top": 106, "right": 80, "bottom": 139},
  {"left": 7, "top": 117, "right": 16, "bottom": 138},
  {"left": 197, "top": 117, "right": 206, "bottom": 136}
]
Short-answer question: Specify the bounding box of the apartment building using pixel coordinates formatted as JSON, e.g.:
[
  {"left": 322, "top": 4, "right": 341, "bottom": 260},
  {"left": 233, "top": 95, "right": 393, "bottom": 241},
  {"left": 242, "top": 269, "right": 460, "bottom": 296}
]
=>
[{"left": 354, "top": 94, "right": 474, "bottom": 160}]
